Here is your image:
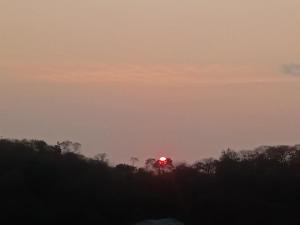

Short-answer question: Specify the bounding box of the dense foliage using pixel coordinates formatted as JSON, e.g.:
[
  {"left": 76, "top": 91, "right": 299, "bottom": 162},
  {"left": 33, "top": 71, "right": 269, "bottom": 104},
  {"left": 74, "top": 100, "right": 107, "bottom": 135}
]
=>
[{"left": 1, "top": 139, "right": 300, "bottom": 225}]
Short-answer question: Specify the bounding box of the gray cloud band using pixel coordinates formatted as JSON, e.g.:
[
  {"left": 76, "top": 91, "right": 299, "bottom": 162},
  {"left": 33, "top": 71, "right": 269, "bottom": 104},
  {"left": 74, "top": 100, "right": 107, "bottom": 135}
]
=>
[{"left": 282, "top": 64, "right": 300, "bottom": 76}]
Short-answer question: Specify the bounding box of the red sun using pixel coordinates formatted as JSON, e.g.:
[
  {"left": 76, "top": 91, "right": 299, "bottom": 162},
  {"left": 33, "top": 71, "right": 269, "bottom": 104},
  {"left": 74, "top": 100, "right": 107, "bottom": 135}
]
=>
[
  {"left": 159, "top": 157, "right": 167, "bottom": 161},
  {"left": 159, "top": 157, "right": 167, "bottom": 166}
]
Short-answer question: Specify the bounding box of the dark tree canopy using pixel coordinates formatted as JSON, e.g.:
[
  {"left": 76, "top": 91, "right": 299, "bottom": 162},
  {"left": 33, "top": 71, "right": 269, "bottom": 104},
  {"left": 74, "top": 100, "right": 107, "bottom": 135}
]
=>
[{"left": 1, "top": 139, "right": 300, "bottom": 225}]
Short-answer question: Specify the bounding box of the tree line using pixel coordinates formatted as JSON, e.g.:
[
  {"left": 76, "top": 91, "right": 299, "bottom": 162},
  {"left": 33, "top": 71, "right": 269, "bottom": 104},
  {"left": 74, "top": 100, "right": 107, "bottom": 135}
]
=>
[{"left": 0, "top": 138, "right": 300, "bottom": 225}]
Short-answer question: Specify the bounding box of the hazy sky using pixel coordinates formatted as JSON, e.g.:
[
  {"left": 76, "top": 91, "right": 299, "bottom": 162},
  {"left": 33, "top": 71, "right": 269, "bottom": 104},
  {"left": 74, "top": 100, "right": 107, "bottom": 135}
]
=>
[{"left": 1, "top": 0, "right": 300, "bottom": 164}]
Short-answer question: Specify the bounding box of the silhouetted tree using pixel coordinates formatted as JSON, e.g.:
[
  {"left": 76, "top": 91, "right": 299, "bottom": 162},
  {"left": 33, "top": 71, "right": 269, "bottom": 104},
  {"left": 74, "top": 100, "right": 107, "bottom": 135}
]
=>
[
  {"left": 1, "top": 138, "right": 300, "bottom": 225},
  {"left": 130, "top": 157, "right": 139, "bottom": 166},
  {"left": 145, "top": 158, "right": 156, "bottom": 171},
  {"left": 57, "top": 140, "right": 81, "bottom": 154},
  {"left": 153, "top": 157, "right": 174, "bottom": 174},
  {"left": 94, "top": 152, "right": 108, "bottom": 164},
  {"left": 193, "top": 158, "right": 216, "bottom": 174}
]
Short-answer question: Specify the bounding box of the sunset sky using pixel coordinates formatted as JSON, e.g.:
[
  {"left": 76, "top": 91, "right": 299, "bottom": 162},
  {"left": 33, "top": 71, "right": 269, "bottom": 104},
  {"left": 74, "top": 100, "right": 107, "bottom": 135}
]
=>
[{"left": 1, "top": 0, "right": 300, "bottom": 164}]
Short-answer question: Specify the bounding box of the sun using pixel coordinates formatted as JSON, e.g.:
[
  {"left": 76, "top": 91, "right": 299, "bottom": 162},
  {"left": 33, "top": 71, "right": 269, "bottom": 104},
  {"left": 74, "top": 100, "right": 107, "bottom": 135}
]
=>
[
  {"left": 159, "top": 157, "right": 167, "bottom": 162},
  {"left": 158, "top": 157, "right": 168, "bottom": 166}
]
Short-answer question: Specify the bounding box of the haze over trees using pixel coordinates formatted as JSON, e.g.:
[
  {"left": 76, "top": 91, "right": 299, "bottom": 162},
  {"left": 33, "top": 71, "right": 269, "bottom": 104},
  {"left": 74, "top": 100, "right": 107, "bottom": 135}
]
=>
[{"left": 0, "top": 138, "right": 300, "bottom": 225}]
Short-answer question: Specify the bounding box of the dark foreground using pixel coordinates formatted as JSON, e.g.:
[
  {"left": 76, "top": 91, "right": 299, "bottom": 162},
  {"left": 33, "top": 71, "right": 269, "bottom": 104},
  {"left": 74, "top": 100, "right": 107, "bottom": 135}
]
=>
[{"left": 0, "top": 139, "right": 300, "bottom": 225}]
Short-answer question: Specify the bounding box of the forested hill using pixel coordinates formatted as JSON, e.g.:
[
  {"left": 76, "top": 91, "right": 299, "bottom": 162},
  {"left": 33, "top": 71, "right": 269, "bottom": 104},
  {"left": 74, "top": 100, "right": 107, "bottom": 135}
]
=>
[{"left": 1, "top": 139, "right": 300, "bottom": 225}]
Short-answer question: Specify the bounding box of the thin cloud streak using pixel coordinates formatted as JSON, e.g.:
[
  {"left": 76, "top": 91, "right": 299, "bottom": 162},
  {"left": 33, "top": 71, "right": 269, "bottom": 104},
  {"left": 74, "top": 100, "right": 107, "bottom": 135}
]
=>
[{"left": 0, "top": 63, "right": 289, "bottom": 86}]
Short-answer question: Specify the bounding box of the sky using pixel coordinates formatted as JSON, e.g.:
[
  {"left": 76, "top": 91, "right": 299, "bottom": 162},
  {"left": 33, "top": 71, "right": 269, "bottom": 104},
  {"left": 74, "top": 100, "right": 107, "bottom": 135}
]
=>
[{"left": 1, "top": 0, "right": 300, "bottom": 164}]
